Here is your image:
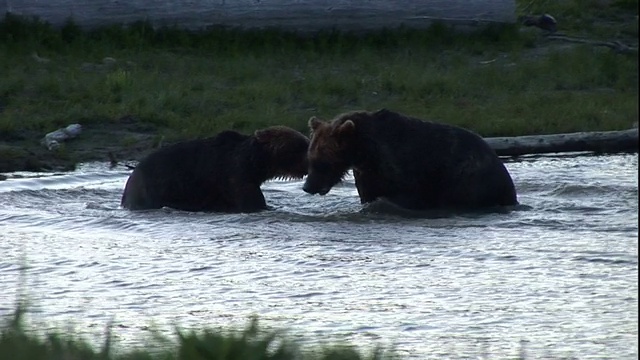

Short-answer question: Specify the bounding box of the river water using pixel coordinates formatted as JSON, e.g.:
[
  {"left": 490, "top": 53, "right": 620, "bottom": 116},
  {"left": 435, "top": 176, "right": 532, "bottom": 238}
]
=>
[{"left": 0, "top": 153, "right": 637, "bottom": 359}]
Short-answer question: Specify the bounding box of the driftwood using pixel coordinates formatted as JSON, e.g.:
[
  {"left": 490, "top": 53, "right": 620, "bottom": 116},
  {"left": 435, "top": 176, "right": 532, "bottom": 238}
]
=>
[
  {"left": 485, "top": 128, "right": 639, "bottom": 157},
  {"left": 546, "top": 34, "right": 638, "bottom": 54},
  {"left": 1, "top": 0, "right": 516, "bottom": 32}
]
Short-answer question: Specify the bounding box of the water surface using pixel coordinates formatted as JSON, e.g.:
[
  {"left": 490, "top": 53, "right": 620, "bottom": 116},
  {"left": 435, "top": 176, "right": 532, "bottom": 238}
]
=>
[{"left": 0, "top": 153, "right": 637, "bottom": 359}]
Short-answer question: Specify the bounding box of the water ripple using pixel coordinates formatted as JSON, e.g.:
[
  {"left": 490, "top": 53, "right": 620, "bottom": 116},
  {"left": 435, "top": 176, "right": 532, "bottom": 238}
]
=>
[{"left": 0, "top": 155, "right": 637, "bottom": 359}]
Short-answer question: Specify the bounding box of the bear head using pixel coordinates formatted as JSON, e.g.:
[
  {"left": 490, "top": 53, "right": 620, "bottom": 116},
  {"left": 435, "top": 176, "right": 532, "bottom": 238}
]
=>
[
  {"left": 303, "top": 115, "right": 357, "bottom": 195},
  {"left": 254, "top": 126, "right": 310, "bottom": 181}
]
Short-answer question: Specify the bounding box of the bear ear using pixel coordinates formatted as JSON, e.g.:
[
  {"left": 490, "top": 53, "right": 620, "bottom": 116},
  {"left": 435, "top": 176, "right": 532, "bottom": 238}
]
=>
[
  {"left": 336, "top": 119, "right": 355, "bottom": 136},
  {"left": 308, "top": 116, "right": 324, "bottom": 131}
]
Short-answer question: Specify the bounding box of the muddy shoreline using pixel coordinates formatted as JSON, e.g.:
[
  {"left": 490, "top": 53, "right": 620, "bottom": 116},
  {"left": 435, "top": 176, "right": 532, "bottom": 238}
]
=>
[
  {"left": 0, "top": 116, "right": 164, "bottom": 174},
  {"left": 2, "top": 121, "right": 637, "bottom": 177}
]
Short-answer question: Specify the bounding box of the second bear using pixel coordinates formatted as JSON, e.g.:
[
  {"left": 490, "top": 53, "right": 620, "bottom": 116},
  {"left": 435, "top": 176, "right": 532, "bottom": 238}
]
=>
[
  {"left": 303, "top": 109, "right": 518, "bottom": 211},
  {"left": 121, "top": 126, "right": 309, "bottom": 212}
]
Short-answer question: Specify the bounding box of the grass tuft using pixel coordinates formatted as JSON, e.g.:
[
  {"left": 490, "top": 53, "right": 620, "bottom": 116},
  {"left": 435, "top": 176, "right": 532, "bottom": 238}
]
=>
[{"left": 0, "top": 307, "right": 399, "bottom": 360}]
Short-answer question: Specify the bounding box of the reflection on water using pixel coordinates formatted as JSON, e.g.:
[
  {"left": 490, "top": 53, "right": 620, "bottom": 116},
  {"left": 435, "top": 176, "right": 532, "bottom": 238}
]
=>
[{"left": 0, "top": 153, "right": 638, "bottom": 359}]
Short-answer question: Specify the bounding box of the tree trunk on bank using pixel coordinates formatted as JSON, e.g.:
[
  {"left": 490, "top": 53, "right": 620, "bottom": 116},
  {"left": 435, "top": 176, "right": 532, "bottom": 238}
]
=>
[
  {"left": 1, "top": 0, "right": 516, "bottom": 32},
  {"left": 484, "top": 128, "right": 639, "bottom": 157}
]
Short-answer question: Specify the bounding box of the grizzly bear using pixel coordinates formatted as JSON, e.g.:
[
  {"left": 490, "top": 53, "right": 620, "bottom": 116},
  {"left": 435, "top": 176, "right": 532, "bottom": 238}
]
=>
[
  {"left": 303, "top": 109, "right": 518, "bottom": 211},
  {"left": 121, "top": 126, "right": 309, "bottom": 212}
]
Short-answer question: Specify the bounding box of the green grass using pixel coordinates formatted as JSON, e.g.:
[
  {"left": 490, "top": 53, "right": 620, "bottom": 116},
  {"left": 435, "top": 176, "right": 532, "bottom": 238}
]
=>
[
  {"left": 0, "top": 0, "right": 637, "bottom": 144},
  {"left": 0, "top": 305, "right": 396, "bottom": 360}
]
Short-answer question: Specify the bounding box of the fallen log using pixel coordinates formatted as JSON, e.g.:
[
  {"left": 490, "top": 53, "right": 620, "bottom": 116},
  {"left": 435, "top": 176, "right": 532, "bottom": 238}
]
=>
[
  {"left": 545, "top": 34, "right": 638, "bottom": 55},
  {"left": 484, "top": 128, "right": 639, "bottom": 157}
]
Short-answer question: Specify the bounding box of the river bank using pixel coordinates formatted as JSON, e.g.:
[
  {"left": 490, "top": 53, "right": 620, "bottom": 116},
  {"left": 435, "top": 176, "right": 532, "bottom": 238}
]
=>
[
  {"left": 0, "top": 115, "right": 161, "bottom": 173},
  {"left": 0, "top": 1, "right": 637, "bottom": 173}
]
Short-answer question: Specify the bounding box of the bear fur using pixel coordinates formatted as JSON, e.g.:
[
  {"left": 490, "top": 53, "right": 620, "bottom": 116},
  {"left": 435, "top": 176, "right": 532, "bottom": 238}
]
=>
[
  {"left": 302, "top": 109, "right": 518, "bottom": 210},
  {"left": 121, "top": 126, "right": 309, "bottom": 212}
]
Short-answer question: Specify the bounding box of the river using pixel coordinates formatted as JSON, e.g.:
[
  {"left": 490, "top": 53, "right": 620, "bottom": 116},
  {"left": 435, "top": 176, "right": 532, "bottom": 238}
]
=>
[{"left": 0, "top": 153, "right": 637, "bottom": 359}]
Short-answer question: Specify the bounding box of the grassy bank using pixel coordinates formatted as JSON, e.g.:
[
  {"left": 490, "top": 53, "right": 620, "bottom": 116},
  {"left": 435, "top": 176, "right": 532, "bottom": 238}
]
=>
[
  {"left": 0, "top": 0, "right": 637, "bottom": 171},
  {"left": 0, "top": 306, "right": 396, "bottom": 360}
]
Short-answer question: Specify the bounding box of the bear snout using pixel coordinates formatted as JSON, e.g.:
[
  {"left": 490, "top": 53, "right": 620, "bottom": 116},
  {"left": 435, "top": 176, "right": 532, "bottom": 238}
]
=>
[
  {"left": 302, "top": 180, "right": 330, "bottom": 196},
  {"left": 302, "top": 181, "right": 317, "bottom": 194}
]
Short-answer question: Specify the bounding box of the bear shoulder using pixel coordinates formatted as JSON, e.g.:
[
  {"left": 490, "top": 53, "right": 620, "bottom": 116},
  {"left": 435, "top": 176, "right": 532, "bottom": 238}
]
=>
[
  {"left": 187, "top": 130, "right": 252, "bottom": 153},
  {"left": 140, "top": 130, "right": 248, "bottom": 165},
  {"left": 209, "top": 130, "right": 250, "bottom": 146}
]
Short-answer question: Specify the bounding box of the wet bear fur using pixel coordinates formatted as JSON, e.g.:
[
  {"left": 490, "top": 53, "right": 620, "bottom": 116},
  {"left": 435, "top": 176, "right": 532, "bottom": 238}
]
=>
[
  {"left": 121, "top": 126, "right": 309, "bottom": 212},
  {"left": 303, "top": 109, "right": 518, "bottom": 211}
]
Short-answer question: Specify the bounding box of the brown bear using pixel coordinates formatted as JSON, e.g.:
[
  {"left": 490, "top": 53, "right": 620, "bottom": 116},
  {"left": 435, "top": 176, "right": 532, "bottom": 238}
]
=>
[
  {"left": 121, "top": 126, "right": 309, "bottom": 212},
  {"left": 303, "top": 109, "right": 518, "bottom": 211}
]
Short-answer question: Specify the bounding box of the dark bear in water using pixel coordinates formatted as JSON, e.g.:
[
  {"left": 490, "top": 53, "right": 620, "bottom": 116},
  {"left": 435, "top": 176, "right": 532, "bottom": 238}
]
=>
[
  {"left": 121, "top": 126, "right": 309, "bottom": 212},
  {"left": 303, "top": 109, "right": 518, "bottom": 211}
]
